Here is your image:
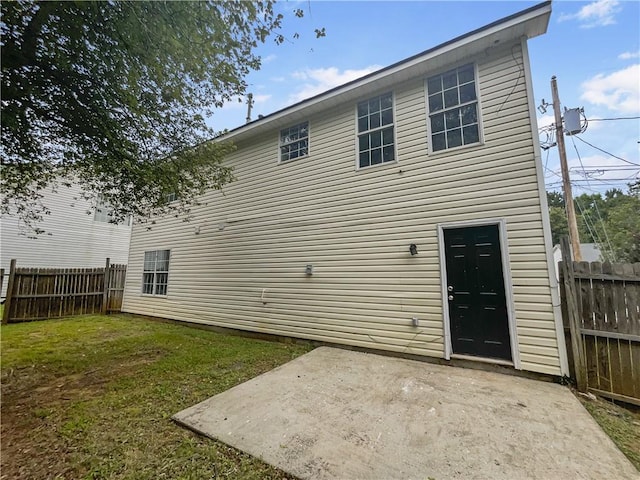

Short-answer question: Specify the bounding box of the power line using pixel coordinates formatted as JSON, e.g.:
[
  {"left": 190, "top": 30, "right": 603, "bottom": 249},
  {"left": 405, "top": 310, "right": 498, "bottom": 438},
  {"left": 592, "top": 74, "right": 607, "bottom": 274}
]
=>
[
  {"left": 586, "top": 116, "right": 640, "bottom": 122},
  {"left": 574, "top": 135, "right": 640, "bottom": 166},
  {"left": 569, "top": 136, "right": 615, "bottom": 260}
]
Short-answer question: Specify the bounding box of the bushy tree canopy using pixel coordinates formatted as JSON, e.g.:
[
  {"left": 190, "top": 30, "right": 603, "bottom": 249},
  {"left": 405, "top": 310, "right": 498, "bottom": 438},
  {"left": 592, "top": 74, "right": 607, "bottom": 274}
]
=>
[
  {"left": 1, "top": 1, "right": 312, "bottom": 231},
  {"left": 547, "top": 185, "right": 640, "bottom": 262}
]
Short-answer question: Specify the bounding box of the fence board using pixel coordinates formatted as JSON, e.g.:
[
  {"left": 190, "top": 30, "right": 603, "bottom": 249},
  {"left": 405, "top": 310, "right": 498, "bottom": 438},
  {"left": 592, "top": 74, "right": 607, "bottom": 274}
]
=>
[
  {"left": 602, "top": 263, "right": 615, "bottom": 334},
  {"left": 3, "top": 260, "right": 126, "bottom": 323},
  {"left": 560, "top": 255, "right": 640, "bottom": 405},
  {"left": 629, "top": 264, "right": 640, "bottom": 333},
  {"left": 591, "top": 262, "right": 605, "bottom": 331}
]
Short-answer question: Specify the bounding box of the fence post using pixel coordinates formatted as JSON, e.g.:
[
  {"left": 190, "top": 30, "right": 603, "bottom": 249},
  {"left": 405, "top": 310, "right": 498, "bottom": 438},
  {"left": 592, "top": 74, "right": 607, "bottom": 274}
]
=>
[
  {"left": 2, "top": 259, "right": 17, "bottom": 324},
  {"left": 102, "top": 257, "right": 110, "bottom": 315},
  {"left": 560, "top": 237, "right": 587, "bottom": 392},
  {"left": 0, "top": 268, "right": 4, "bottom": 299}
]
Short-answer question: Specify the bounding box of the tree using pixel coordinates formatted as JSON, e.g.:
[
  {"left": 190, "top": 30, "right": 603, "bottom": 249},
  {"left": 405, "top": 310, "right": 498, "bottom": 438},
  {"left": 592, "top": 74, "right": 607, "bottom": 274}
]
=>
[
  {"left": 548, "top": 187, "right": 640, "bottom": 262},
  {"left": 1, "top": 1, "right": 322, "bottom": 231},
  {"left": 546, "top": 191, "right": 565, "bottom": 209}
]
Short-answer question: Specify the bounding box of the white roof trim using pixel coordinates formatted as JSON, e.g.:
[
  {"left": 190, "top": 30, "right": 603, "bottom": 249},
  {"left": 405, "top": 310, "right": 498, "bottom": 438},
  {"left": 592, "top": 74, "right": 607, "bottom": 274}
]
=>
[{"left": 221, "top": 1, "right": 551, "bottom": 142}]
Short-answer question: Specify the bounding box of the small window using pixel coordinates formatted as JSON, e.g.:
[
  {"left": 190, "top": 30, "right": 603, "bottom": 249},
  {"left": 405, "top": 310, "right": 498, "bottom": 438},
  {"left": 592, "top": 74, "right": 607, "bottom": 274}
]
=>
[
  {"left": 280, "top": 122, "right": 309, "bottom": 162},
  {"left": 142, "top": 250, "right": 170, "bottom": 296},
  {"left": 357, "top": 92, "right": 395, "bottom": 168},
  {"left": 94, "top": 195, "right": 131, "bottom": 226},
  {"left": 427, "top": 64, "right": 480, "bottom": 152},
  {"left": 164, "top": 192, "right": 178, "bottom": 204}
]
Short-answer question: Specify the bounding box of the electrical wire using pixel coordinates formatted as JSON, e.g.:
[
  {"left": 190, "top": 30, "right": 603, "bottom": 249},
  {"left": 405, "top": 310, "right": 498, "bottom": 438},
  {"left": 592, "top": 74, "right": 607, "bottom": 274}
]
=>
[
  {"left": 574, "top": 197, "right": 605, "bottom": 259},
  {"left": 495, "top": 44, "right": 524, "bottom": 115},
  {"left": 569, "top": 135, "right": 616, "bottom": 260},
  {"left": 544, "top": 148, "right": 550, "bottom": 172},
  {"left": 587, "top": 116, "right": 640, "bottom": 122},
  {"left": 573, "top": 135, "right": 640, "bottom": 166}
]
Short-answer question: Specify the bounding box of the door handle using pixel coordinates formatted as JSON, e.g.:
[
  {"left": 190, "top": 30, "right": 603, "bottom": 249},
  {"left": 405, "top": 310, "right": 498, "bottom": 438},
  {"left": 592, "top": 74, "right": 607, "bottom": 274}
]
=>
[
  {"left": 448, "top": 295, "right": 454, "bottom": 301},
  {"left": 447, "top": 285, "right": 454, "bottom": 292}
]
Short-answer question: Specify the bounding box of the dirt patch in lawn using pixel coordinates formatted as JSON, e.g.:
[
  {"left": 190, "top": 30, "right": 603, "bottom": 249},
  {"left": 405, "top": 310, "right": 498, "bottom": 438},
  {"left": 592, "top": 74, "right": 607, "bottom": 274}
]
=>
[
  {"left": 1, "top": 315, "right": 307, "bottom": 479},
  {"left": 1, "top": 356, "right": 161, "bottom": 480}
]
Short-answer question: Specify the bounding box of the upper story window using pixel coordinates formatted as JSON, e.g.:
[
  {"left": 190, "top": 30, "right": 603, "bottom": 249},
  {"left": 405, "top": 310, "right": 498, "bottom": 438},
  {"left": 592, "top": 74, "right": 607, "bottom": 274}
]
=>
[
  {"left": 280, "top": 122, "right": 309, "bottom": 162},
  {"left": 357, "top": 92, "right": 395, "bottom": 168},
  {"left": 164, "top": 192, "right": 178, "bottom": 204},
  {"left": 94, "top": 195, "right": 131, "bottom": 226},
  {"left": 427, "top": 64, "right": 480, "bottom": 152},
  {"left": 142, "top": 249, "right": 170, "bottom": 296}
]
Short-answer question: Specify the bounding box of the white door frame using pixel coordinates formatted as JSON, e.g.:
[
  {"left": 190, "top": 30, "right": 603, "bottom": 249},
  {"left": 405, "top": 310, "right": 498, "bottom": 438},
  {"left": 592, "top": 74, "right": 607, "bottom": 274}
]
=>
[{"left": 437, "top": 218, "right": 521, "bottom": 369}]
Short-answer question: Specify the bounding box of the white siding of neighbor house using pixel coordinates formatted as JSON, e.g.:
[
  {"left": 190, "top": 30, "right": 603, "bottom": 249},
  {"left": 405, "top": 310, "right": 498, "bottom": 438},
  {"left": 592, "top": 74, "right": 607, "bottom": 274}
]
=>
[
  {"left": 1, "top": 182, "right": 131, "bottom": 296},
  {"left": 122, "top": 41, "right": 563, "bottom": 376}
]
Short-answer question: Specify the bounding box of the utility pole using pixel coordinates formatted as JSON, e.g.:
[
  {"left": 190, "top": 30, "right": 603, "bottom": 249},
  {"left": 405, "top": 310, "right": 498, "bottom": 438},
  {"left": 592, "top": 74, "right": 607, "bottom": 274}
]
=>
[
  {"left": 551, "top": 76, "right": 582, "bottom": 261},
  {"left": 245, "top": 93, "right": 254, "bottom": 124}
]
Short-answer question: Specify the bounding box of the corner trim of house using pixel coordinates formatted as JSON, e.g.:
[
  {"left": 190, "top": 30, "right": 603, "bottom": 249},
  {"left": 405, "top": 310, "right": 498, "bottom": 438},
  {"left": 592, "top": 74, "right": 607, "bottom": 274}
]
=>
[
  {"left": 521, "top": 37, "right": 569, "bottom": 377},
  {"left": 437, "top": 217, "right": 521, "bottom": 369}
]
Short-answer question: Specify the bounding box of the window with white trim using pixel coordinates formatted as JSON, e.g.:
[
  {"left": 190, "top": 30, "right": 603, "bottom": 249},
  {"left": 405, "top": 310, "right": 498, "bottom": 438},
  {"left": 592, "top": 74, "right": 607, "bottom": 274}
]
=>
[
  {"left": 94, "top": 195, "right": 131, "bottom": 225},
  {"left": 357, "top": 92, "right": 395, "bottom": 168},
  {"left": 280, "top": 122, "right": 309, "bottom": 162},
  {"left": 142, "top": 250, "right": 170, "bottom": 295},
  {"left": 427, "top": 64, "right": 480, "bottom": 152}
]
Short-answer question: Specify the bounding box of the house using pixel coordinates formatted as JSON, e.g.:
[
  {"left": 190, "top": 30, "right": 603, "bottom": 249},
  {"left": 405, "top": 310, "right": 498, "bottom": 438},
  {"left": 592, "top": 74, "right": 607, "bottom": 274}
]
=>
[
  {"left": 122, "top": 1, "right": 569, "bottom": 377},
  {"left": 552, "top": 243, "right": 603, "bottom": 280},
  {"left": 0, "top": 182, "right": 131, "bottom": 297}
]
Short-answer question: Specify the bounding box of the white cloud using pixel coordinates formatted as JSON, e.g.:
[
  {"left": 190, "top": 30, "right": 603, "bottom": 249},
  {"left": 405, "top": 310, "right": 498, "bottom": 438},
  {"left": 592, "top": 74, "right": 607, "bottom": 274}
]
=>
[
  {"left": 261, "top": 54, "right": 277, "bottom": 64},
  {"left": 580, "top": 64, "right": 640, "bottom": 114},
  {"left": 619, "top": 51, "right": 640, "bottom": 60},
  {"left": 288, "top": 65, "right": 382, "bottom": 103},
  {"left": 558, "top": 0, "right": 621, "bottom": 28},
  {"left": 252, "top": 93, "right": 272, "bottom": 105},
  {"left": 566, "top": 153, "right": 638, "bottom": 183},
  {"left": 537, "top": 114, "right": 555, "bottom": 129}
]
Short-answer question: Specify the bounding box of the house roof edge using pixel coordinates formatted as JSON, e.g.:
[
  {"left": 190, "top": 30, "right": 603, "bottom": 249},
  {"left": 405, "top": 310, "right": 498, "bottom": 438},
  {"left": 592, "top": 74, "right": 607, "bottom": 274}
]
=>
[{"left": 219, "top": 1, "right": 552, "bottom": 142}]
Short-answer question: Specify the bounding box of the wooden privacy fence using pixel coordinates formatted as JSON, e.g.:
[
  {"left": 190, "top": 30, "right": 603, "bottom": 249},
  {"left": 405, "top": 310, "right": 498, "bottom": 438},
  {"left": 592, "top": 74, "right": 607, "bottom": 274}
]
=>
[
  {"left": 2, "top": 259, "right": 127, "bottom": 324},
  {"left": 559, "top": 237, "right": 640, "bottom": 406}
]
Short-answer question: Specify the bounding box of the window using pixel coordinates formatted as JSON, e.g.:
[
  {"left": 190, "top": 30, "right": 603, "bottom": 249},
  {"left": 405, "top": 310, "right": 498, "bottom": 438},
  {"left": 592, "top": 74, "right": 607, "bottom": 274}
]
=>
[
  {"left": 357, "top": 92, "right": 395, "bottom": 168},
  {"left": 142, "top": 250, "right": 170, "bottom": 295},
  {"left": 280, "top": 122, "right": 309, "bottom": 162},
  {"left": 94, "top": 195, "right": 131, "bottom": 225},
  {"left": 427, "top": 64, "right": 480, "bottom": 152},
  {"left": 164, "top": 192, "right": 178, "bottom": 204}
]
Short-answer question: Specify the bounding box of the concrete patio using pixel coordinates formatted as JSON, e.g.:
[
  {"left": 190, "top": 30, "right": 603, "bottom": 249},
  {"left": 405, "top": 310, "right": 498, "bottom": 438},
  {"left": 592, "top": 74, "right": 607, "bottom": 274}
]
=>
[{"left": 173, "top": 347, "right": 638, "bottom": 479}]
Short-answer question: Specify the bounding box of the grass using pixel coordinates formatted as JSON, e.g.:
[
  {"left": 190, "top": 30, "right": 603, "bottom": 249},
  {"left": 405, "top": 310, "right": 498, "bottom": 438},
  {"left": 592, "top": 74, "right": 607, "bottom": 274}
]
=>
[
  {"left": 3, "top": 314, "right": 639, "bottom": 477},
  {"left": 577, "top": 394, "right": 640, "bottom": 470},
  {"left": 1, "top": 314, "right": 312, "bottom": 479}
]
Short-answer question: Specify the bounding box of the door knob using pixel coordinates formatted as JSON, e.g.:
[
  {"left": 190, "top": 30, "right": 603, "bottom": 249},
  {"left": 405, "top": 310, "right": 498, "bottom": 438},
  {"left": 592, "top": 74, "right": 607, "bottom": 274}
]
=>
[
  {"left": 448, "top": 295, "right": 454, "bottom": 301},
  {"left": 447, "top": 285, "right": 453, "bottom": 292}
]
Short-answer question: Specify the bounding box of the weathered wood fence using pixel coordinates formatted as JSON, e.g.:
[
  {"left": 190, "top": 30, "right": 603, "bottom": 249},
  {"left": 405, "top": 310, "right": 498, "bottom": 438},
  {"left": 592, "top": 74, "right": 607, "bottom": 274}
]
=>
[
  {"left": 559, "top": 237, "right": 640, "bottom": 406},
  {"left": 2, "top": 259, "right": 127, "bottom": 324}
]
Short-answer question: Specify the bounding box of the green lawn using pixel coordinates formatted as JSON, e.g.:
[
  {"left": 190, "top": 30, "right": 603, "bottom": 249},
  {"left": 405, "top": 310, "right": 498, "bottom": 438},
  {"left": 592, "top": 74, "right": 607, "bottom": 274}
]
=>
[
  {"left": 578, "top": 395, "right": 640, "bottom": 470},
  {"left": 1, "top": 314, "right": 312, "bottom": 479},
  {"left": 3, "top": 314, "right": 639, "bottom": 478}
]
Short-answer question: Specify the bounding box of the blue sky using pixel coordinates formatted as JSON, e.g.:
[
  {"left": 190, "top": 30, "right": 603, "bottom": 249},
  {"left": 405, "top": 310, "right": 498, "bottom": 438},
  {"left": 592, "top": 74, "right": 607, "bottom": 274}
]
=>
[{"left": 211, "top": 0, "right": 640, "bottom": 196}]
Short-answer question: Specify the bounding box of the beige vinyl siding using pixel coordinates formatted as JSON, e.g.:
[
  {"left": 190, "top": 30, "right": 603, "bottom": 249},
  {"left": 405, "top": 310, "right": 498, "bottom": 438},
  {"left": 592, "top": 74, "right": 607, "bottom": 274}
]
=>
[
  {"left": 123, "top": 41, "right": 562, "bottom": 375},
  {"left": 1, "top": 182, "right": 131, "bottom": 296}
]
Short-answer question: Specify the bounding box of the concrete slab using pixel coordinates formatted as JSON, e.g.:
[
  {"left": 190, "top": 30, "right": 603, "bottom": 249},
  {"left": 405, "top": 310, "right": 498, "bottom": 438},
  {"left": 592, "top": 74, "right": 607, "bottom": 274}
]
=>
[{"left": 173, "top": 347, "right": 639, "bottom": 479}]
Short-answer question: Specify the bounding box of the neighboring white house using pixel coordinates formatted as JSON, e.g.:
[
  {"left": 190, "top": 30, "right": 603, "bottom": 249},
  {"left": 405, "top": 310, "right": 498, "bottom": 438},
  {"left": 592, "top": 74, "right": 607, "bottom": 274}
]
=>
[
  {"left": 122, "top": 2, "right": 569, "bottom": 377},
  {"left": 1, "top": 182, "right": 131, "bottom": 297},
  {"left": 552, "top": 243, "right": 603, "bottom": 280}
]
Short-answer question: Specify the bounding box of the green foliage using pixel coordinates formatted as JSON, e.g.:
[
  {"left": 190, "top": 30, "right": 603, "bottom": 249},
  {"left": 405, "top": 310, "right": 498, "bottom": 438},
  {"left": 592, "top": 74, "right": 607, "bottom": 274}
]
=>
[
  {"left": 547, "top": 186, "right": 640, "bottom": 262},
  {"left": 548, "top": 205, "right": 569, "bottom": 245},
  {"left": 1, "top": 1, "right": 318, "bottom": 232},
  {"left": 546, "top": 191, "right": 565, "bottom": 209}
]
